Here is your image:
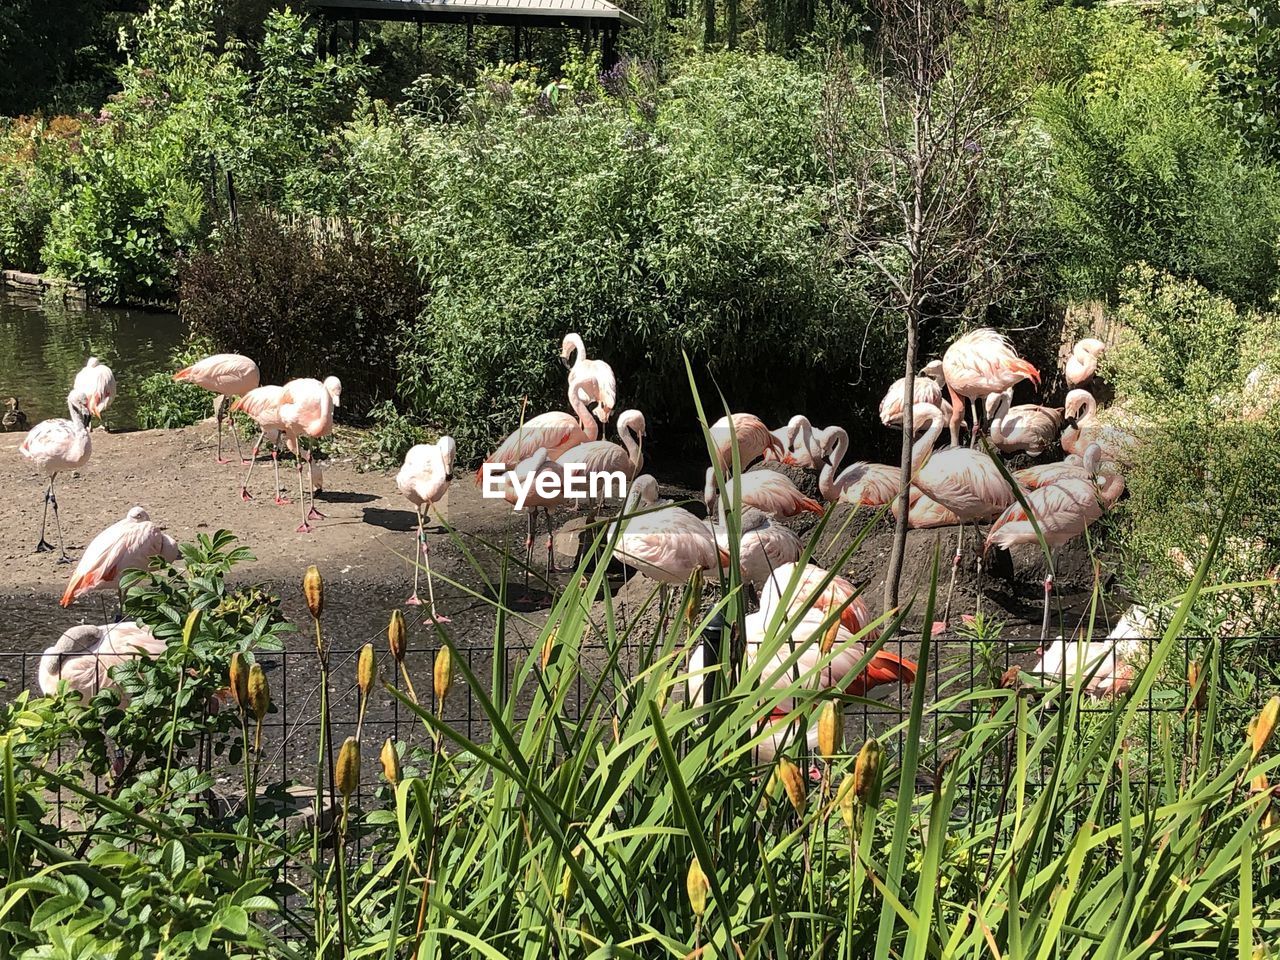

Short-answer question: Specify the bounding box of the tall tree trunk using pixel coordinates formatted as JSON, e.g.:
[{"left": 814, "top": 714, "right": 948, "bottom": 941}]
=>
[
  {"left": 727, "top": 0, "right": 738, "bottom": 49},
  {"left": 883, "top": 306, "right": 919, "bottom": 613},
  {"left": 704, "top": 0, "right": 716, "bottom": 48}
]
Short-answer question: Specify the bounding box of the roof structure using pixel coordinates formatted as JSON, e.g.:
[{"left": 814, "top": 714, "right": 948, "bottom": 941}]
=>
[{"left": 308, "top": 0, "right": 642, "bottom": 29}]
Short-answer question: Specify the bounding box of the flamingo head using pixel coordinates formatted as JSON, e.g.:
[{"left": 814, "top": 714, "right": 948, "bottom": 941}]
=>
[
  {"left": 438, "top": 435, "right": 457, "bottom": 481},
  {"left": 126, "top": 506, "right": 151, "bottom": 522},
  {"left": 67, "top": 390, "right": 92, "bottom": 427},
  {"left": 323, "top": 376, "right": 342, "bottom": 408},
  {"left": 921, "top": 359, "right": 945, "bottom": 382},
  {"left": 560, "top": 332, "right": 584, "bottom": 368}
]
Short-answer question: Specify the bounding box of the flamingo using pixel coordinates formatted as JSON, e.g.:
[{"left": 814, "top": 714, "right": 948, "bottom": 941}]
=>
[
  {"left": 1061, "top": 389, "right": 1139, "bottom": 467},
  {"left": 716, "top": 470, "right": 824, "bottom": 519},
  {"left": 942, "top": 328, "right": 1040, "bottom": 446},
  {"left": 230, "top": 385, "right": 288, "bottom": 503},
  {"left": 911, "top": 404, "right": 1017, "bottom": 622},
  {"left": 555, "top": 409, "right": 646, "bottom": 521},
  {"left": 73, "top": 357, "right": 116, "bottom": 430},
  {"left": 743, "top": 563, "right": 914, "bottom": 761},
  {"left": 19, "top": 390, "right": 93, "bottom": 560},
  {"left": 1013, "top": 452, "right": 1089, "bottom": 491},
  {"left": 1030, "top": 607, "right": 1148, "bottom": 697},
  {"left": 879, "top": 359, "right": 950, "bottom": 431},
  {"left": 611, "top": 474, "right": 725, "bottom": 586},
  {"left": 39, "top": 621, "right": 165, "bottom": 701},
  {"left": 60, "top": 507, "right": 179, "bottom": 608},
  {"left": 561, "top": 333, "right": 617, "bottom": 422},
  {"left": 984, "top": 389, "right": 1063, "bottom": 457},
  {"left": 763, "top": 415, "right": 825, "bottom": 469},
  {"left": 1065, "top": 337, "right": 1106, "bottom": 387},
  {"left": 480, "top": 388, "right": 598, "bottom": 482},
  {"left": 891, "top": 487, "right": 961, "bottom": 529},
  {"left": 278, "top": 377, "right": 339, "bottom": 533},
  {"left": 985, "top": 453, "right": 1124, "bottom": 639},
  {"left": 703, "top": 412, "right": 789, "bottom": 506},
  {"left": 397, "top": 436, "right": 456, "bottom": 622},
  {"left": 502, "top": 447, "right": 574, "bottom": 589},
  {"left": 708, "top": 506, "right": 802, "bottom": 589},
  {"left": 817, "top": 407, "right": 945, "bottom": 507},
  {"left": 173, "top": 354, "right": 261, "bottom": 464}
]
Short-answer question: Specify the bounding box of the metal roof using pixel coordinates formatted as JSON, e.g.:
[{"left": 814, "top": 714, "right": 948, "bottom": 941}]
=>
[{"left": 308, "top": 0, "right": 642, "bottom": 28}]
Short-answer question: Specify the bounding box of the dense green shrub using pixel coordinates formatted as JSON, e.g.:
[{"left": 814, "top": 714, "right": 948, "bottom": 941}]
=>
[
  {"left": 1039, "top": 13, "right": 1280, "bottom": 305},
  {"left": 340, "top": 55, "right": 887, "bottom": 460},
  {"left": 1107, "top": 266, "right": 1280, "bottom": 634},
  {"left": 179, "top": 211, "right": 422, "bottom": 418},
  {"left": 0, "top": 115, "right": 82, "bottom": 272}
]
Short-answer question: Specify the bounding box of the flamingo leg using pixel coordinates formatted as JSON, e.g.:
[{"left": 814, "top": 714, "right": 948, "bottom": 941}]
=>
[
  {"left": 972, "top": 521, "right": 985, "bottom": 617},
  {"left": 1040, "top": 549, "right": 1058, "bottom": 645},
  {"left": 306, "top": 454, "right": 326, "bottom": 521},
  {"left": 940, "top": 523, "right": 966, "bottom": 629},
  {"left": 295, "top": 441, "right": 312, "bottom": 533},
  {"left": 215, "top": 397, "right": 229, "bottom": 464},
  {"left": 523, "top": 511, "right": 535, "bottom": 594},
  {"left": 407, "top": 506, "right": 424, "bottom": 606},
  {"left": 232, "top": 401, "right": 248, "bottom": 464},
  {"left": 240, "top": 431, "right": 265, "bottom": 501},
  {"left": 422, "top": 506, "right": 449, "bottom": 624},
  {"left": 35, "top": 475, "right": 55, "bottom": 553},
  {"left": 544, "top": 507, "right": 557, "bottom": 577},
  {"left": 271, "top": 447, "right": 288, "bottom": 504}
]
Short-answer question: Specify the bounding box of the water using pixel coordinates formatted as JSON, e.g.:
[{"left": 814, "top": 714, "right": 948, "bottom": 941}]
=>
[{"left": 0, "top": 292, "right": 186, "bottom": 430}]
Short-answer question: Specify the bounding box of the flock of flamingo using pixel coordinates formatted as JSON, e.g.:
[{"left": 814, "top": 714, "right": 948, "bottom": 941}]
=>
[{"left": 20, "top": 329, "right": 1142, "bottom": 715}]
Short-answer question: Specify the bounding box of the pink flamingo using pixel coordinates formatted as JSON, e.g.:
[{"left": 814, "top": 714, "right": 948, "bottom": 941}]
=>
[
  {"left": 556, "top": 409, "right": 646, "bottom": 521},
  {"left": 60, "top": 507, "right": 179, "bottom": 608},
  {"left": 561, "top": 333, "right": 617, "bottom": 422},
  {"left": 1031, "top": 606, "right": 1149, "bottom": 695},
  {"left": 480, "top": 389, "right": 598, "bottom": 482},
  {"left": 173, "top": 354, "right": 261, "bottom": 464},
  {"left": 278, "top": 377, "right": 339, "bottom": 533},
  {"left": 1013, "top": 452, "right": 1089, "bottom": 491},
  {"left": 39, "top": 621, "right": 165, "bottom": 700},
  {"left": 741, "top": 562, "right": 914, "bottom": 761},
  {"left": 891, "top": 487, "right": 961, "bottom": 529},
  {"left": 708, "top": 505, "right": 802, "bottom": 588},
  {"left": 19, "top": 390, "right": 93, "bottom": 560},
  {"left": 611, "top": 474, "right": 725, "bottom": 586},
  {"left": 1061, "top": 389, "right": 1139, "bottom": 466},
  {"left": 879, "top": 359, "right": 949, "bottom": 430},
  {"left": 717, "top": 470, "right": 824, "bottom": 519},
  {"left": 230, "top": 385, "right": 287, "bottom": 503},
  {"left": 763, "top": 415, "right": 825, "bottom": 469},
  {"left": 397, "top": 436, "right": 456, "bottom": 622},
  {"left": 1065, "top": 337, "right": 1106, "bottom": 387},
  {"left": 984, "top": 389, "right": 1063, "bottom": 457},
  {"left": 708, "top": 413, "right": 785, "bottom": 473},
  {"left": 73, "top": 357, "right": 116, "bottom": 430},
  {"left": 501, "top": 447, "right": 574, "bottom": 589},
  {"left": 985, "top": 451, "right": 1123, "bottom": 639},
  {"left": 817, "top": 408, "right": 945, "bottom": 507},
  {"left": 942, "top": 328, "right": 1040, "bottom": 446}
]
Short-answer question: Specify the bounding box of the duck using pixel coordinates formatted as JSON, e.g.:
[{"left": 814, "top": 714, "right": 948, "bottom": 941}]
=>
[{"left": 3, "top": 396, "right": 28, "bottom": 432}]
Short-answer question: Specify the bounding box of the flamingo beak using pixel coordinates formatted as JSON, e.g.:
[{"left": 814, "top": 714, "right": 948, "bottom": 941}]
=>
[{"left": 559, "top": 356, "right": 572, "bottom": 370}]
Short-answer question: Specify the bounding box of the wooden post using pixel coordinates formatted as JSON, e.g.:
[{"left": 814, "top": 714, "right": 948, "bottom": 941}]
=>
[{"left": 602, "top": 27, "right": 619, "bottom": 68}]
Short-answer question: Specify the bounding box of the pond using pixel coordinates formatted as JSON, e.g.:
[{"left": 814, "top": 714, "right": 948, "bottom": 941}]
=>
[{"left": 0, "top": 291, "right": 186, "bottom": 431}]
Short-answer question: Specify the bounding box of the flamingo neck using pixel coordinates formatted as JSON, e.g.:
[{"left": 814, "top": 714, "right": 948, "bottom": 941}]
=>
[
  {"left": 910, "top": 406, "right": 945, "bottom": 473},
  {"left": 792, "top": 416, "right": 814, "bottom": 457},
  {"left": 569, "top": 391, "right": 598, "bottom": 440},
  {"left": 818, "top": 427, "right": 849, "bottom": 501},
  {"left": 620, "top": 420, "right": 642, "bottom": 473}
]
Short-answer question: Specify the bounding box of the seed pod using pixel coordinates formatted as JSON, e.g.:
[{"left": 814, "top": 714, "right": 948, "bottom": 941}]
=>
[
  {"left": 1188, "top": 661, "right": 1206, "bottom": 712},
  {"left": 302, "top": 565, "right": 324, "bottom": 619},
  {"left": 686, "top": 857, "right": 709, "bottom": 918},
  {"left": 433, "top": 646, "right": 453, "bottom": 706},
  {"left": 388, "top": 609, "right": 407, "bottom": 663},
  {"left": 777, "top": 757, "right": 806, "bottom": 815},
  {"left": 685, "top": 568, "right": 703, "bottom": 628},
  {"left": 1253, "top": 696, "right": 1279, "bottom": 758},
  {"left": 837, "top": 775, "right": 856, "bottom": 829},
  {"left": 817, "top": 700, "right": 843, "bottom": 761},
  {"left": 541, "top": 630, "right": 556, "bottom": 671},
  {"left": 854, "top": 738, "right": 883, "bottom": 804},
  {"left": 247, "top": 663, "right": 269, "bottom": 722},
  {"left": 820, "top": 617, "right": 840, "bottom": 655},
  {"left": 336, "top": 736, "right": 360, "bottom": 798},
  {"left": 357, "top": 643, "right": 377, "bottom": 697},
  {"left": 380, "top": 738, "right": 401, "bottom": 786},
  {"left": 229, "top": 652, "right": 249, "bottom": 711}
]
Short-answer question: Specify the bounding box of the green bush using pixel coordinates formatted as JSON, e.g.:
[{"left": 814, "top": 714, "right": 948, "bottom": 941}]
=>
[
  {"left": 1039, "top": 12, "right": 1280, "bottom": 305},
  {"left": 0, "top": 115, "right": 82, "bottom": 272},
  {"left": 1108, "top": 266, "right": 1280, "bottom": 634},
  {"left": 340, "top": 55, "right": 885, "bottom": 461},
  {"left": 137, "top": 338, "right": 217, "bottom": 429}
]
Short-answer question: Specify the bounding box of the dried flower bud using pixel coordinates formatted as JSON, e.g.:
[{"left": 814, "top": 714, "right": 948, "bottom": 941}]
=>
[
  {"left": 541, "top": 630, "right": 556, "bottom": 671},
  {"left": 388, "top": 609, "right": 407, "bottom": 663},
  {"left": 817, "top": 700, "right": 843, "bottom": 762},
  {"left": 1253, "top": 696, "right": 1279, "bottom": 759},
  {"left": 854, "top": 738, "right": 883, "bottom": 804},
  {"left": 821, "top": 618, "right": 841, "bottom": 655},
  {"left": 686, "top": 857, "right": 709, "bottom": 918},
  {"left": 302, "top": 565, "right": 324, "bottom": 619},
  {"left": 1187, "top": 661, "right": 1205, "bottom": 712},
  {"left": 248, "top": 662, "right": 269, "bottom": 722},
  {"left": 380, "top": 738, "right": 401, "bottom": 786},
  {"left": 1000, "top": 665, "right": 1022, "bottom": 691},
  {"left": 336, "top": 736, "right": 360, "bottom": 798},
  {"left": 777, "top": 757, "right": 806, "bottom": 815},
  {"left": 358, "top": 643, "right": 377, "bottom": 697},
  {"left": 229, "top": 652, "right": 249, "bottom": 710},
  {"left": 1251, "top": 772, "right": 1269, "bottom": 795},
  {"left": 433, "top": 646, "right": 453, "bottom": 706},
  {"left": 686, "top": 568, "right": 703, "bottom": 628},
  {"left": 837, "top": 775, "right": 856, "bottom": 829}
]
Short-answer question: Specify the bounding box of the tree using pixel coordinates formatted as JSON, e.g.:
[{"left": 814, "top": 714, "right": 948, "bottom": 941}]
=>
[{"left": 822, "top": 0, "right": 1032, "bottom": 613}]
